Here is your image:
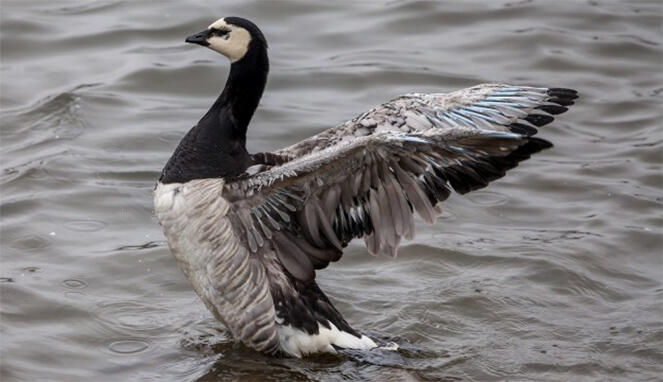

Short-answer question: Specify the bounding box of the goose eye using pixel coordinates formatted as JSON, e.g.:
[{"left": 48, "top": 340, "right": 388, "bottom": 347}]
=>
[{"left": 212, "top": 28, "right": 230, "bottom": 37}]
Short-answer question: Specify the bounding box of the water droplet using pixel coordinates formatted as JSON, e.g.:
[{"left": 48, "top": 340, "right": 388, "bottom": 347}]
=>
[
  {"left": 158, "top": 131, "right": 184, "bottom": 143},
  {"left": 65, "top": 291, "right": 85, "bottom": 299},
  {"left": 438, "top": 208, "right": 456, "bottom": 221},
  {"left": 26, "top": 168, "right": 49, "bottom": 180},
  {"left": 0, "top": 277, "right": 14, "bottom": 283},
  {"left": 95, "top": 300, "right": 171, "bottom": 336},
  {"left": 10, "top": 235, "right": 50, "bottom": 250},
  {"left": 49, "top": 232, "right": 56, "bottom": 236},
  {"left": 108, "top": 339, "right": 149, "bottom": 354},
  {"left": 62, "top": 279, "right": 87, "bottom": 289},
  {"left": 64, "top": 219, "right": 107, "bottom": 232},
  {"left": 467, "top": 191, "right": 508, "bottom": 206}
]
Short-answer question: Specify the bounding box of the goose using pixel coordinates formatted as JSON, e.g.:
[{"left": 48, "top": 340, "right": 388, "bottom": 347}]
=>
[{"left": 154, "top": 16, "right": 578, "bottom": 357}]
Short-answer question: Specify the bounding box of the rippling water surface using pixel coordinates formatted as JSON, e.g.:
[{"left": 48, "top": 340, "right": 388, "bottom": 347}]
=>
[{"left": 1, "top": 1, "right": 662, "bottom": 381}]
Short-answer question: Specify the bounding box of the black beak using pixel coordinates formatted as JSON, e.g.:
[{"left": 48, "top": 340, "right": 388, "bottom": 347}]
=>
[{"left": 185, "top": 30, "right": 210, "bottom": 46}]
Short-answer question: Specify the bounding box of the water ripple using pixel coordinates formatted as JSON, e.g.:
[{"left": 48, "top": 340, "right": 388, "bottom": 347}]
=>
[
  {"left": 62, "top": 279, "right": 87, "bottom": 289},
  {"left": 1, "top": 1, "right": 660, "bottom": 381},
  {"left": 107, "top": 338, "right": 150, "bottom": 355}
]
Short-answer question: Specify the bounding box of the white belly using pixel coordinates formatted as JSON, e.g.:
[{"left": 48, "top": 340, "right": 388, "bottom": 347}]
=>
[{"left": 277, "top": 322, "right": 377, "bottom": 357}]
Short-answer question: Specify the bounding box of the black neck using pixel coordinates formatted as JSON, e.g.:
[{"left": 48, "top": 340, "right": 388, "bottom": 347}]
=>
[
  {"left": 202, "top": 45, "right": 269, "bottom": 137},
  {"left": 159, "top": 43, "right": 269, "bottom": 184}
]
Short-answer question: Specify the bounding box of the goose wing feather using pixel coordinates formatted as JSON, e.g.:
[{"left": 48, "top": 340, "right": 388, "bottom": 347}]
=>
[
  {"left": 224, "top": 84, "right": 577, "bottom": 282},
  {"left": 273, "top": 84, "right": 575, "bottom": 158}
]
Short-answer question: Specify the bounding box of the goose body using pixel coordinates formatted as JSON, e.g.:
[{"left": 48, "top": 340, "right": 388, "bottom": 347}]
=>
[{"left": 154, "top": 17, "right": 578, "bottom": 357}]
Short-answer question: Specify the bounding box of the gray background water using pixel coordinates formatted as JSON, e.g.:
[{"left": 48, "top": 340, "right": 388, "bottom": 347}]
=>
[{"left": 1, "top": 1, "right": 661, "bottom": 381}]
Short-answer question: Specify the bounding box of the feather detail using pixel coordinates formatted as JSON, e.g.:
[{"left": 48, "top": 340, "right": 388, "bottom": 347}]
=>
[
  {"left": 393, "top": 161, "right": 437, "bottom": 224},
  {"left": 273, "top": 232, "right": 315, "bottom": 281}
]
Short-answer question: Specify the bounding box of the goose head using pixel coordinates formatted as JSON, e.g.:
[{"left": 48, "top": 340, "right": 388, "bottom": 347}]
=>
[{"left": 185, "top": 17, "right": 267, "bottom": 64}]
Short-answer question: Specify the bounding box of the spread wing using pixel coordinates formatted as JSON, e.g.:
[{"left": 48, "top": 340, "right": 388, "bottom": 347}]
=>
[{"left": 224, "top": 84, "right": 578, "bottom": 282}]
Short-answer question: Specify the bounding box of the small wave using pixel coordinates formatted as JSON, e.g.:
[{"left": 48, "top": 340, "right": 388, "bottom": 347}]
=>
[{"left": 44, "top": 0, "right": 122, "bottom": 15}]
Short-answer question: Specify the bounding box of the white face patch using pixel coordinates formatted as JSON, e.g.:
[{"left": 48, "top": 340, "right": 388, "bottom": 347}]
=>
[{"left": 206, "top": 18, "right": 251, "bottom": 63}]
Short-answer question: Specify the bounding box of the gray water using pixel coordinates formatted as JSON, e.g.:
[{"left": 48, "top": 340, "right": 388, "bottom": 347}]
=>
[{"left": 1, "top": 1, "right": 662, "bottom": 381}]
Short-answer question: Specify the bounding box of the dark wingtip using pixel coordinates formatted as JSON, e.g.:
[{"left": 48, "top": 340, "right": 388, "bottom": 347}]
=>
[
  {"left": 548, "top": 87, "right": 577, "bottom": 94},
  {"left": 548, "top": 97, "right": 575, "bottom": 106},
  {"left": 536, "top": 104, "right": 569, "bottom": 115},
  {"left": 508, "top": 122, "right": 539, "bottom": 136},
  {"left": 491, "top": 137, "right": 552, "bottom": 168},
  {"left": 528, "top": 137, "right": 554, "bottom": 151},
  {"left": 441, "top": 136, "right": 554, "bottom": 196},
  {"left": 525, "top": 114, "right": 555, "bottom": 127},
  {"left": 548, "top": 88, "right": 579, "bottom": 100}
]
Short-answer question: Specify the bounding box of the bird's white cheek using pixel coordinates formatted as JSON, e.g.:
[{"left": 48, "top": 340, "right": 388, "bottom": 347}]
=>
[{"left": 208, "top": 30, "right": 251, "bottom": 63}]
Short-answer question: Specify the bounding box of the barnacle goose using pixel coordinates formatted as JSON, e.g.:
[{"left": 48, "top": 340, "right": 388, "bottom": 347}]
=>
[{"left": 154, "top": 16, "right": 579, "bottom": 357}]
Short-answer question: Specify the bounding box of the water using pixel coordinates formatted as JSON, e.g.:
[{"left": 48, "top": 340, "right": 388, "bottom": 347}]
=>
[{"left": 1, "top": 1, "right": 661, "bottom": 380}]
